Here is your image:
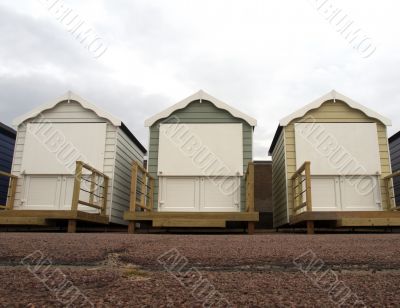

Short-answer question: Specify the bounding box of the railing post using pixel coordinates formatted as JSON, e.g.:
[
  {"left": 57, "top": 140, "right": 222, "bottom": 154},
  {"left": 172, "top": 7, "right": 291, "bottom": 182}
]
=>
[
  {"left": 101, "top": 176, "right": 108, "bottom": 216},
  {"left": 130, "top": 162, "right": 138, "bottom": 212},
  {"left": 71, "top": 161, "right": 83, "bottom": 211},
  {"left": 6, "top": 177, "right": 17, "bottom": 210},
  {"left": 140, "top": 170, "right": 147, "bottom": 210},
  {"left": 149, "top": 177, "right": 154, "bottom": 211},
  {"left": 128, "top": 162, "right": 138, "bottom": 234},
  {"left": 246, "top": 162, "right": 254, "bottom": 213},
  {"left": 305, "top": 161, "right": 312, "bottom": 212}
]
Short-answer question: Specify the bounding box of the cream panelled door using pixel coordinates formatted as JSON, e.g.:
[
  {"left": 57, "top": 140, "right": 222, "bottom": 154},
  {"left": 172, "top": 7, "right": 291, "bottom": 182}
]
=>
[{"left": 158, "top": 176, "right": 240, "bottom": 212}]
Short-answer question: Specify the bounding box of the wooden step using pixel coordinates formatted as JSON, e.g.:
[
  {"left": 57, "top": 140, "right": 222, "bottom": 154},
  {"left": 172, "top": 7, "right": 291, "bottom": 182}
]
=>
[
  {"left": 0, "top": 217, "right": 47, "bottom": 225},
  {"left": 152, "top": 218, "right": 226, "bottom": 228},
  {"left": 338, "top": 217, "right": 400, "bottom": 227}
]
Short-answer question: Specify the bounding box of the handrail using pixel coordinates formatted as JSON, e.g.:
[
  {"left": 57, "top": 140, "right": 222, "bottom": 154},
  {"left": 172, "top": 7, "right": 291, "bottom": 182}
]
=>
[
  {"left": 0, "top": 171, "right": 17, "bottom": 210},
  {"left": 245, "top": 162, "right": 255, "bottom": 212},
  {"left": 129, "top": 160, "right": 154, "bottom": 213},
  {"left": 384, "top": 170, "right": 400, "bottom": 210},
  {"left": 291, "top": 161, "right": 312, "bottom": 215},
  {"left": 71, "top": 161, "right": 109, "bottom": 215}
]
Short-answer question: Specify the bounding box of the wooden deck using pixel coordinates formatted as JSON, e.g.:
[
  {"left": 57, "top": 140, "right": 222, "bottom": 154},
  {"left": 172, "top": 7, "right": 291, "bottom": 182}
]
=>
[
  {"left": 289, "top": 162, "right": 400, "bottom": 233},
  {"left": 290, "top": 211, "right": 400, "bottom": 227},
  {"left": 124, "top": 161, "right": 259, "bottom": 234},
  {"left": 0, "top": 210, "right": 109, "bottom": 230},
  {"left": 0, "top": 162, "right": 110, "bottom": 232},
  {"left": 123, "top": 211, "right": 259, "bottom": 228}
]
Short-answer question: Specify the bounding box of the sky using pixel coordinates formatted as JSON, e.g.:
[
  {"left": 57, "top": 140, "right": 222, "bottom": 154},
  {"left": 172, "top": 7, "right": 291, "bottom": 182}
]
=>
[{"left": 0, "top": 0, "right": 399, "bottom": 159}]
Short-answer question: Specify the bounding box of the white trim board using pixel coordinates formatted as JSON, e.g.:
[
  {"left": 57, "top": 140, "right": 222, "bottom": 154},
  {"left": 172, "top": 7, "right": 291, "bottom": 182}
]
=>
[
  {"left": 144, "top": 90, "right": 257, "bottom": 127},
  {"left": 280, "top": 90, "right": 391, "bottom": 126},
  {"left": 13, "top": 91, "right": 121, "bottom": 127}
]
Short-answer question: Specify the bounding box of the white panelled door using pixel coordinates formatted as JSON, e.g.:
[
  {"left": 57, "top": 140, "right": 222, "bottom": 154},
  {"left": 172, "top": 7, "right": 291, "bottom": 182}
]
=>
[
  {"left": 159, "top": 176, "right": 240, "bottom": 212},
  {"left": 311, "top": 176, "right": 381, "bottom": 211}
]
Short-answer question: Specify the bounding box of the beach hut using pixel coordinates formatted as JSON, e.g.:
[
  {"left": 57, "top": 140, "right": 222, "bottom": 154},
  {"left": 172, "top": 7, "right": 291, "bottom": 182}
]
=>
[
  {"left": 0, "top": 123, "right": 16, "bottom": 207},
  {"left": 0, "top": 91, "right": 146, "bottom": 232},
  {"left": 389, "top": 131, "right": 400, "bottom": 206},
  {"left": 124, "top": 90, "right": 259, "bottom": 233},
  {"left": 268, "top": 90, "right": 399, "bottom": 233}
]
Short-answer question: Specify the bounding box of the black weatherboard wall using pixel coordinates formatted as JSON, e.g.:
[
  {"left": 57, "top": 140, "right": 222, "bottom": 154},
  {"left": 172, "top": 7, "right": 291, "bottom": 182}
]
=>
[
  {"left": 0, "top": 123, "right": 16, "bottom": 205},
  {"left": 389, "top": 131, "right": 400, "bottom": 206}
]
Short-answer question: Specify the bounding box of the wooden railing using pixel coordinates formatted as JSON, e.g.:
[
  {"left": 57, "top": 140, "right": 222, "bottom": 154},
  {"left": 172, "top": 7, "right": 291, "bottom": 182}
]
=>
[
  {"left": 0, "top": 171, "right": 17, "bottom": 210},
  {"left": 245, "top": 162, "right": 255, "bottom": 213},
  {"left": 71, "top": 161, "right": 109, "bottom": 215},
  {"left": 129, "top": 160, "right": 154, "bottom": 213},
  {"left": 384, "top": 170, "right": 400, "bottom": 210},
  {"left": 291, "top": 161, "right": 312, "bottom": 215}
]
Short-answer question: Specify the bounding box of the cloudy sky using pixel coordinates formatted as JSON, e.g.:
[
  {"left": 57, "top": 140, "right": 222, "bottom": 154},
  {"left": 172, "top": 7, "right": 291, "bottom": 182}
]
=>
[{"left": 0, "top": 0, "right": 399, "bottom": 159}]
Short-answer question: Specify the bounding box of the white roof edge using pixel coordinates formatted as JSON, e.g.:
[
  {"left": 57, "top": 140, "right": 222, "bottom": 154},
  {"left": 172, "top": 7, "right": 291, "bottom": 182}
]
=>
[
  {"left": 12, "top": 91, "right": 122, "bottom": 127},
  {"left": 279, "top": 90, "right": 392, "bottom": 126},
  {"left": 144, "top": 90, "right": 257, "bottom": 127}
]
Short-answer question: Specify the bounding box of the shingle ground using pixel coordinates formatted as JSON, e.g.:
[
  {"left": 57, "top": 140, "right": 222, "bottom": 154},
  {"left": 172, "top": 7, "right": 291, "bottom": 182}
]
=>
[{"left": 1, "top": 233, "right": 399, "bottom": 307}]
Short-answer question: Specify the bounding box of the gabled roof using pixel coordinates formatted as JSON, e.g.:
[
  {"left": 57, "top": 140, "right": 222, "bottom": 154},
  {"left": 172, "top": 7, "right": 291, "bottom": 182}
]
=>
[
  {"left": 12, "top": 91, "right": 147, "bottom": 154},
  {"left": 280, "top": 90, "right": 391, "bottom": 126},
  {"left": 144, "top": 90, "right": 257, "bottom": 127},
  {"left": 13, "top": 91, "right": 121, "bottom": 127},
  {"left": 269, "top": 90, "right": 392, "bottom": 156}
]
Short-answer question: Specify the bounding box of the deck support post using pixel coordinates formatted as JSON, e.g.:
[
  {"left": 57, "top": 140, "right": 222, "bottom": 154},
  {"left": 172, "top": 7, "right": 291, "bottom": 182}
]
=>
[
  {"left": 128, "top": 221, "right": 135, "bottom": 234},
  {"left": 247, "top": 222, "right": 255, "bottom": 235},
  {"left": 68, "top": 220, "right": 77, "bottom": 233},
  {"left": 306, "top": 221, "right": 314, "bottom": 235}
]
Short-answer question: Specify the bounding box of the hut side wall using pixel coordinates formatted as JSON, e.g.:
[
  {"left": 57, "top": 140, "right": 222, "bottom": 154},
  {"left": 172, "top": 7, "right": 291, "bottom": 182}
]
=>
[
  {"left": 0, "top": 126, "right": 16, "bottom": 205},
  {"left": 148, "top": 100, "right": 253, "bottom": 211},
  {"left": 389, "top": 133, "right": 400, "bottom": 205},
  {"left": 112, "top": 128, "right": 145, "bottom": 225},
  {"left": 271, "top": 130, "right": 288, "bottom": 227}
]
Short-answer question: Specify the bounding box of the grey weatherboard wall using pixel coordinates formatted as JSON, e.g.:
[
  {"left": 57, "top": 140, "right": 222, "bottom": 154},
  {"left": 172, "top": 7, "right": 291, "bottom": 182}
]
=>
[
  {"left": 0, "top": 123, "right": 16, "bottom": 205},
  {"left": 147, "top": 100, "right": 253, "bottom": 211},
  {"left": 389, "top": 131, "right": 400, "bottom": 206}
]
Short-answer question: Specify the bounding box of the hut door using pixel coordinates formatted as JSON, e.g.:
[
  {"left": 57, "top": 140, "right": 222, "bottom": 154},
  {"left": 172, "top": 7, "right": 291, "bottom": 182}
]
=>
[{"left": 159, "top": 176, "right": 240, "bottom": 212}]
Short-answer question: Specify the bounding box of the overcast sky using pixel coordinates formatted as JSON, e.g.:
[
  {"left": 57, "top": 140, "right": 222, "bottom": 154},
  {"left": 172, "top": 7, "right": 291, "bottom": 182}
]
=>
[{"left": 0, "top": 0, "right": 399, "bottom": 159}]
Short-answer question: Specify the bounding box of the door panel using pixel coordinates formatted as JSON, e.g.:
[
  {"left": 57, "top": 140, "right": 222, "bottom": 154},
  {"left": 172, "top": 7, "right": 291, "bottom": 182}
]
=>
[
  {"left": 159, "top": 177, "right": 199, "bottom": 211},
  {"left": 311, "top": 177, "right": 340, "bottom": 211},
  {"left": 23, "top": 176, "right": 61, "bottom": 209},
  {"left": 200, "top": 177, "right": 240, "bottom": 212},
  {"left": 340, "top": 176, "right": 380, "bottom": 210}
]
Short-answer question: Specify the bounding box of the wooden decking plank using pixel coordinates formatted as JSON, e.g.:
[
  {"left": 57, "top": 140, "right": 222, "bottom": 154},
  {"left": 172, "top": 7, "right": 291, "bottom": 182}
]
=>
[
  {"left": 124, "top": 211, "right": 259, "bottom": 222},
  {"left": 0, "top": 217, "right": 48, "bottom": 225},
  {"left": 290, "top": 211, "right": 400, "bottom": 226},
  {"left": 153, "top": 219, "right": 226, "bottom": 228},
  {"left": 0, "top": 210, "right": 108, "bottom": 225}
]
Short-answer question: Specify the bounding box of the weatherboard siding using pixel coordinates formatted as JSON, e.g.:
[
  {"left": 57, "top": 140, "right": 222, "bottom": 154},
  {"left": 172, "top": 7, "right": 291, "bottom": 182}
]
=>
[
  {"left": 271, "top": 130, "right": 288, "bottom": 228},
  {"left": 112, "top": 128, "right": 145, "bottom": 225},
  {"left": 0, "top": 129, "right": 16, "bottom": 205},
  {"left": 148, "top": 100, "right": 252, "bottom": 211},
  {"left": 389, "top": 134, "right": 400, "bottom": 205}
]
